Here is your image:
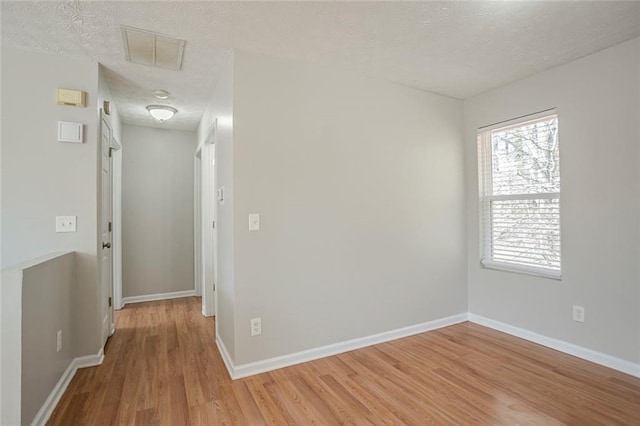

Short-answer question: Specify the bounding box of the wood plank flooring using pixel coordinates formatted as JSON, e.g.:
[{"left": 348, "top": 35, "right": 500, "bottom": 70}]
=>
[{"left": 48, "top": 297, "right": 640, "bottom": 425}]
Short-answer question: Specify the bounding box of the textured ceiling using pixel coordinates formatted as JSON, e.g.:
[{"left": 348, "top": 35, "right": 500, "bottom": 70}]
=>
[{"left": 2, "top": 1, "right": 639, "bottom": 131}]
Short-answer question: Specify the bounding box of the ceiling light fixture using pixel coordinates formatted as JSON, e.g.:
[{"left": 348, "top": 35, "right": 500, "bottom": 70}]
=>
[
  {"left": 153, "top": 89, "right": 170, "bottom": 99},
  {"left": 146, "top": 105, "right": 177, "bottom": 122}
]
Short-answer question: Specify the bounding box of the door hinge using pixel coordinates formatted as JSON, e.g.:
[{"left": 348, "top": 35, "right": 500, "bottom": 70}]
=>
[
  {"left": 213, "top": 284, "right": 215, "bottom": 292},
  {"left": 109, "top": 147, "right": 113, "bottom": 158},
  {"left": 108, "top": 221, "right": 112, "bottom": 232},
  {"left": 212, "top": 220, "right": 215, "bottom": 229},
  {"left": 108, "top": 297, "right": 112, "bottom": 308}
]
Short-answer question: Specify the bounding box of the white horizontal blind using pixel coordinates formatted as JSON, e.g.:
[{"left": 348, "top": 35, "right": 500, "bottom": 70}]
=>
[{"left": 478, "top": 113, "right": 561, "bottom": 278}]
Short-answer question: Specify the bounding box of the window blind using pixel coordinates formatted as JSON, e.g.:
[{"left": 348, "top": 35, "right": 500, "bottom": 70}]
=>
[{"left": 478, "top": 113, "right": 561, "bottom": 278}]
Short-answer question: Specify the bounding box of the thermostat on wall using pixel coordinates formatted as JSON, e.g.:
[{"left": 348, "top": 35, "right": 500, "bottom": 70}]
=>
[
  {"left": 58, "top": 121, "right": 84, "bottom": 143},
  {"left": 57, "top": 88, "right": 86, "bottom": 107}
]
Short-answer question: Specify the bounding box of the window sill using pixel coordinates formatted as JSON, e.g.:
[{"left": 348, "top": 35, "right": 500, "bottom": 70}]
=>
[{"left": 480, "top": 260, "right": 561, "bottom": 281}]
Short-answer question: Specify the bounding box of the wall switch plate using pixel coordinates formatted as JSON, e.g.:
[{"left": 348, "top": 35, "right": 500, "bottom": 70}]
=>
[
  {"left": 248, "top": 214, "right": 260, "bottom": 231},
  {"left": 573, "top": 305, "right": 585, "bottom": 322},
  {"left": 56, "top": 330, "right": 63, "bottom": 352},
  {"left": 56, "top": 216, "right": 77, "bottom": 232},
  {"left": 250, "top": 318, "right": 262, "bottom": 336},
  {"left": 58, "top": 121, "right": 84, "bottom": 143}
]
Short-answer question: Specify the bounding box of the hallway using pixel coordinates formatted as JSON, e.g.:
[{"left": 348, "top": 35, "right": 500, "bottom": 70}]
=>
[
  {"left": 48, "top": 297, "right": 640, "bottom": 425},
  {"left": 48, "top": 297, "right": 224, "bottom": 424}
]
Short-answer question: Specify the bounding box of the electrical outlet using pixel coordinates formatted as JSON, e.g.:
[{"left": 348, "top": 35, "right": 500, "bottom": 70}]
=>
[
  {"left": 56, "top": 330, "right": 63, "bottom": 352},
  {"left": 250, "top": 318, "right": 262, "bottom": 336},
  {"left": 573, "top": 305, "right": 585, "bottom": 323}
]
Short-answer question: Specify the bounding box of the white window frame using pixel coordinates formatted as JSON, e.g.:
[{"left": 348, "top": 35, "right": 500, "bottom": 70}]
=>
[{"left": 478, "top": 110, "right": 561, "bottom": 280}]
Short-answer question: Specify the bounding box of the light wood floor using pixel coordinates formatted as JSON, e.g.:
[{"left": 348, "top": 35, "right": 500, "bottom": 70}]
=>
[{"left": 49, "top": 297, "right": 640, "bottom": 425}]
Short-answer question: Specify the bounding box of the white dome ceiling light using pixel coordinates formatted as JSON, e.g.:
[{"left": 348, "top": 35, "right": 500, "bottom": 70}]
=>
[{"left": 146, "top": 105, "right": 177, "bottom": 122}]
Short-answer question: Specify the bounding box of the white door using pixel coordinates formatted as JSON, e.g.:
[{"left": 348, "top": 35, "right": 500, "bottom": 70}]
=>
[
  {"left": 202, "top": 143, "right": 216, "bottom": 316},
  {"left": 197, "top": 121, "right": 217, "bottom": 317},
  {"left": 194, "top": 154, "right": 203, "bottom": 298},
  {"left": 100, "top": 113, "right": 114, "bottom": 344}
]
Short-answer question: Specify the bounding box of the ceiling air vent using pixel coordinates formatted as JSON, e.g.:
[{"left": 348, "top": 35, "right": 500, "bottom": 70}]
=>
[{"left": 120, "top": 25, "right": 185, "bottom": 71}]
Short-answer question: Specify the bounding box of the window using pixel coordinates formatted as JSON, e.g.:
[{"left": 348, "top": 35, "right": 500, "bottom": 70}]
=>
[{"left": 478, "top": 111, "right": 560, "bottom": 279}]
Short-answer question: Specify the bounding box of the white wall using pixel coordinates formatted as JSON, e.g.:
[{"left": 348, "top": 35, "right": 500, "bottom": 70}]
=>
[
  {"left": 1, "top": 46, "right": 100, "bottom": 356},
  {"left": 464, "top": 37, "right": 640, "bottom": 363},
  {"left": 197, "top": 52, "right": 235, "bottom": 358},
  {"left": 0, "top": 268, "right": 22, "bottom": 426},
  {"left": 230, "top": 50, "right": 466, "bottom": 365},
  {"left": 121, "top": 125, "right": 196, "bottom": 298}
]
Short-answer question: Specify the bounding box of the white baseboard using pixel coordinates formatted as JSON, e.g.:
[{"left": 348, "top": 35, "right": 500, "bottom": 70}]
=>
[
  {"left": 30, "top": 349, "right": 104, "bottom": 426},
  {"left": 215, "top": 336, "right": 235, "bottom": 379},
  {"left": 74, "top": 348, "right": 104, "bottom": 369},
  {"left": 218, "top": 313, "right": 469, "bottom": 380},
  {"left": 469, "top": 314, "right": 640, "bottom": 378},
  {"left": 122, "top": 290, "right": 196, "bottom": 306},
  {"left": 217, "top": 312, "right": 640, "bottom": 380}
]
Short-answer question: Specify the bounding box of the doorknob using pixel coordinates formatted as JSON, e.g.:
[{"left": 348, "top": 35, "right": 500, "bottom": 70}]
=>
[{"left": 102, "top": 242, "right": 111, "bottom": 249}]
